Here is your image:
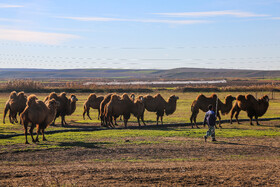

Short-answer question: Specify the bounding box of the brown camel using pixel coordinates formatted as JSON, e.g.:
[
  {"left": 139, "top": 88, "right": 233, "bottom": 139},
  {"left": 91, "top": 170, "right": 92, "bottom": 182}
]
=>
[
  {"left": 104, "top": 93, "right": 141, "bottom": 128},
  {"left": 99, "top": 93, "right": 113, "bottom": 126},
  {"left": 3, "top": 91, "right": 27, "bottom": 124},
  {"left": 131, "top": 96, "right": 146, "bottom": 126},
  {"left": 143, "top": 94, "right": 179, "bottom": 125},
  {"left": 20, "top": 95, "right": 59, "bottom": 144},
  {"left": 230, "top": 94, "right": 269, "bottom": 125},
  {"left": 44, "top": 92, "right": 78, "bottom": 126},
  {"left": 190, "top": 94, "right": 236, "bottom": 128},
  {"left": 83, "top": 94, "right": 104, "bottom": 120}
]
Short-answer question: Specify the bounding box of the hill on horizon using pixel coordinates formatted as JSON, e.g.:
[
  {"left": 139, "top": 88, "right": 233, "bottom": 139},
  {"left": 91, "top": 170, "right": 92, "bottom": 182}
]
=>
[{"left": 0, "top": 68, "right": 279, "bottom": 80}]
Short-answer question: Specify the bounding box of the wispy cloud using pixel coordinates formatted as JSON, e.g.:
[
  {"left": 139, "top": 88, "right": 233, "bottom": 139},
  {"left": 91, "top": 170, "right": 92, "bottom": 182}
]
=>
[
  {"left": 153, "top": 10, "right": 269, "bottom": 18},
  {"left": 0, "top": 4, "right": 24, "bottom": 8},
  {"left": 0, "top": 28, "right": 80, "bottom": 44},
  {"left": 270, "top": 17, "right": 280, "bottom": 20},
  {"left": 59, "top": 16, "right": 209, "bottom": 24}
]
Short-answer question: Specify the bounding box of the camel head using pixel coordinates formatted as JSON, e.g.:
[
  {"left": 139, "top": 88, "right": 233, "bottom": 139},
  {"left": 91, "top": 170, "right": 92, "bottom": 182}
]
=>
[
  {"left": 137, "top": 96, "right": 144, "bottom": 102},
  {"left": 260, "top": 95, "right": 269, "bottom": 103},
  {"left": 70, "top": 94, "right": 78, "bottom": 102},
  {"left": 169, "top": 95, "right": 179, "bottom": 102},
  {"left": 130, "top": 93, "right": 136, "bottom": 101}
]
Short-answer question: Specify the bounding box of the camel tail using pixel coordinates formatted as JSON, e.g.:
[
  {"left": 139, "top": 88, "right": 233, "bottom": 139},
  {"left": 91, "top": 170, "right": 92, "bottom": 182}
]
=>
[{"left": 3, "top": 104, "right": 10, "bottom": 124}]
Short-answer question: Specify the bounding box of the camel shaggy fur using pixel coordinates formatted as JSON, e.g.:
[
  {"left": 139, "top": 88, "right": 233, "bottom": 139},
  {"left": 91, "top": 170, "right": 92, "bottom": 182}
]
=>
[
  {"left": 190, "top": 94, "right": 236, "bottom": 128},
  {"left": 20, "top": 95, "right": 58, "bottom": 144},
  {"left": 143, "top": 94, "right": 179, "bottom": 125},
  {"left": 3, "top": 91, "right": 27, "bottom": 124},
  {"left": 44, "top": 92, "right": 78, "bottom": 126},
  {"left": 83, "top": 94, "right": 104, "bottom": 120},
  {"left": 230, "top": 94, "right": 269, "bottom": 125}
]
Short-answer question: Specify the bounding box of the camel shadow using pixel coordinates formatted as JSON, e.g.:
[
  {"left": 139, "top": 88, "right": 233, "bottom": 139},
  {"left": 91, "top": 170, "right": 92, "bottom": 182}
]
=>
[{"left": 58, "top": 141, "right": 111, "bottom": 149}]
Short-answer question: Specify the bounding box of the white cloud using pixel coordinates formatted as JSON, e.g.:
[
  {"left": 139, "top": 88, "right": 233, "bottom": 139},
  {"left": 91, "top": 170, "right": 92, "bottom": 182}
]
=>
[
  {"left": 270, "top": 17, "right": 280, "bottom": 20},
  {"left": 60, "top": 16, "right": 209, "bottom": 24},
  {"left": 0, "top": 4, "right": 24, "bottom": 8},
  {"left": 153, "top": 10, "right": 269, "bottom": 18},
  {"left": 0, "top": 28, "right": 80, "bottom": 44}
]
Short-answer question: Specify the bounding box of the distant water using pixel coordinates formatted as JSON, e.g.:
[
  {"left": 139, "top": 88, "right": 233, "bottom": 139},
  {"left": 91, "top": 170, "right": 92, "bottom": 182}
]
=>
[{"left": 83, "top": 80, "right": 227, "bottom": 86}]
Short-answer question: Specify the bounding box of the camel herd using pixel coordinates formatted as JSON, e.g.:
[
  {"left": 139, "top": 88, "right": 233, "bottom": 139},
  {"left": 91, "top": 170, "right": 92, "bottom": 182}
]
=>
[{"left": 2, "top": 91, "right": 270, "bottom": 144}]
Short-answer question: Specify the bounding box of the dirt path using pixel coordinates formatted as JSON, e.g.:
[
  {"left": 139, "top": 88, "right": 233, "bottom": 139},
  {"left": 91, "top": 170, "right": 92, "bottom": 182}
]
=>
[{"left": 0, "top": 136, "right": 279, "bottom": 186}]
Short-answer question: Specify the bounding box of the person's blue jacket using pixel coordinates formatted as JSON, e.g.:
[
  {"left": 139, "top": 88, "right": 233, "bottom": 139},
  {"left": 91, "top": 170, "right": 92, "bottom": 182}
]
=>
[{"left": 203, "top": 110, "right": 217, "bottom": 127}]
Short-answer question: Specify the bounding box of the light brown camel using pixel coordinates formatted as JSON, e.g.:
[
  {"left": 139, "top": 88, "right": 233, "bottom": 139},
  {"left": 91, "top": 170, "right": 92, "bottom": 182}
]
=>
[
  {"left": 3, "top": 91, "right": 27, "bottom": 124},
  {"left": 20, "top": 95, "right": 59, "bottom": 144},
  {"left": 143, "top": 94, "right": 179, "bottom": 125},
  {"left": 83, "top": 94, "right": 104, "bottom": 120},
  {"left": 44, "top": 92, "right": 78, "bottom": 126},
  {"left": 230, "top": 94, "right": 269, "bottom": 125},
  {"left": 190, "top": 94, "right": 236, "bottom": 128}
]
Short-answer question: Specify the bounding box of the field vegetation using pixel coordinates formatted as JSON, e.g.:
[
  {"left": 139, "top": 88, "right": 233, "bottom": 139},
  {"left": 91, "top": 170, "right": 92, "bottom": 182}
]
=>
[{"left": 0, "top": 88, "right": 279, "bottom": 186}]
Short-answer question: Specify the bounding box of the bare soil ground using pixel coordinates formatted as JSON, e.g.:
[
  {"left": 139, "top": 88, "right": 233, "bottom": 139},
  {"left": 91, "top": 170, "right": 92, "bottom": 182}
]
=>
[{"left": 0, "top": 135, "right": 279, "bottom": 186}]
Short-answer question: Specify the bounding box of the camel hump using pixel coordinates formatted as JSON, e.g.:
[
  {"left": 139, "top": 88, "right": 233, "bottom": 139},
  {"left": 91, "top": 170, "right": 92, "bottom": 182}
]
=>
[
  {"left": 111, "top": 94, "right": 119, "bottom": 101},
  {"left": 210, "top": 93, "right": 217, "bottom": 99},
  {"left": 121, "top": 93, "right": 130, "bottom": 100},
  {"left": 9, "top": 91, "right": 17, "bottom": 99},
  {"left": 59, "top": 92, "right": 67, "bottom": 98},
  {"left": 245, "top": 94, "right": 257, "bottom": 102},
  {"left": 27, "top": 95, "right": 38, "bottom": 106},
  {"left": 88, "top": 93, "right": 96, "bottom": 100},
  {"left": 236, "top": 95, "right": 246, "bottom": 101}
]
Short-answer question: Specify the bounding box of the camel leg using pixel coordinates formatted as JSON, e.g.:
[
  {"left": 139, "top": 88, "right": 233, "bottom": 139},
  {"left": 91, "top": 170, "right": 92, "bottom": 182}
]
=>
[
  {"left": 141, "top": 115, "right": 146, "bottom": 126},
  {"left": 235, "top": 110, "right": 241, "bottom": 124},
  {"left": 114, "top": 116, "right": 118, "bottom": 126},
  {"left": 97, "top": 109, "right": 100, "bottom": 120},
  {"left": 3, "top": 105, "right": 9, "bottom": 124},
  {"left": 249, "top": 116, "right": 254, "bottom": 126},
  {"left": 9, "top": 113, "right": 14, "bottom": 124},
  {"left": 14, "top": 114, "right": 18, "bottom": 123},
  {"left": 137, "top": 117, "right": 141, "bottom": 126},
  {"left": 35, "top": 124, "right": 41, "bottom": 142},
  {"left": 42, "top": 128, "right": 47, "bottom": 141},
  {"left": 160, "top": 116, "right": 163, "bottom": 125},
  {"left": 124, "top": 118, "right": 128, "bottom": 128},
  {"left": 24, "top": 122, "right": 29, "bottom": 144},
  {"left": 255, "top": 116, "right": 260, "bottom": 126},
  {"left": 217, "top": 111, "right": 222, "bottom": 128},
  {"left": 86, "top": 108, "right": 92, "bottom": 120},
  {"left": 82, "top": 107, "right": 86, "bottom": 120},
  {"left": 230, "top": 108, "right": 236, "bottom": 124},
  {"left": 156, "top": 115, "right": 159, "bottom": 125},
  {"left": 30, "top": 124, "right": 36, "bottom": 143}
]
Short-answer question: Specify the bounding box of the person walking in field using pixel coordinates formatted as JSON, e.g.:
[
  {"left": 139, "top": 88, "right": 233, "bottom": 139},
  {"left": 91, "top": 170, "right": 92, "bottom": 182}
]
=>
[{"left": 203, "top": 104, "right": 217, "bottom": 142}]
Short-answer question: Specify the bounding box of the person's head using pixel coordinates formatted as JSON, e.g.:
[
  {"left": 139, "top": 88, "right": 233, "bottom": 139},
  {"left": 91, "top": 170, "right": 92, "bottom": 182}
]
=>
[{"left": 208, "top": 104, "right": 213, "bottom": 111}]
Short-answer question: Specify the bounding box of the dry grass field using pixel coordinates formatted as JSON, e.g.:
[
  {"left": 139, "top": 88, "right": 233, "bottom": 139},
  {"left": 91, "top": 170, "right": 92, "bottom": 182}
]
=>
[{"left": 0, "top": 91, "right": 279, "bottom": 186}]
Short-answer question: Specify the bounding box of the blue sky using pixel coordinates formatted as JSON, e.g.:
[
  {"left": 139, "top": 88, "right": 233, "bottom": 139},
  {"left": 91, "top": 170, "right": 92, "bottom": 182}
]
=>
[{"left": 0, "top": 0, "right": 279, "bottom": 70}]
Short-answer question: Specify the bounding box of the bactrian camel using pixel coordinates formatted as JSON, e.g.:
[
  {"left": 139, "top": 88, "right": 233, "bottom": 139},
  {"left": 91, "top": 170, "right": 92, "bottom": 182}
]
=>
[
  {"left": 230, "top": 94, "right": 269, "bottom": 125},
  {"left": 143, "top": 94, "right": 179, "bottom": 125},
  {"left": 190, "top": 94, "right": 236, "bottom": 128},
  {"left": 20, "top": 95, "right": 59, "bottom": 144}
]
